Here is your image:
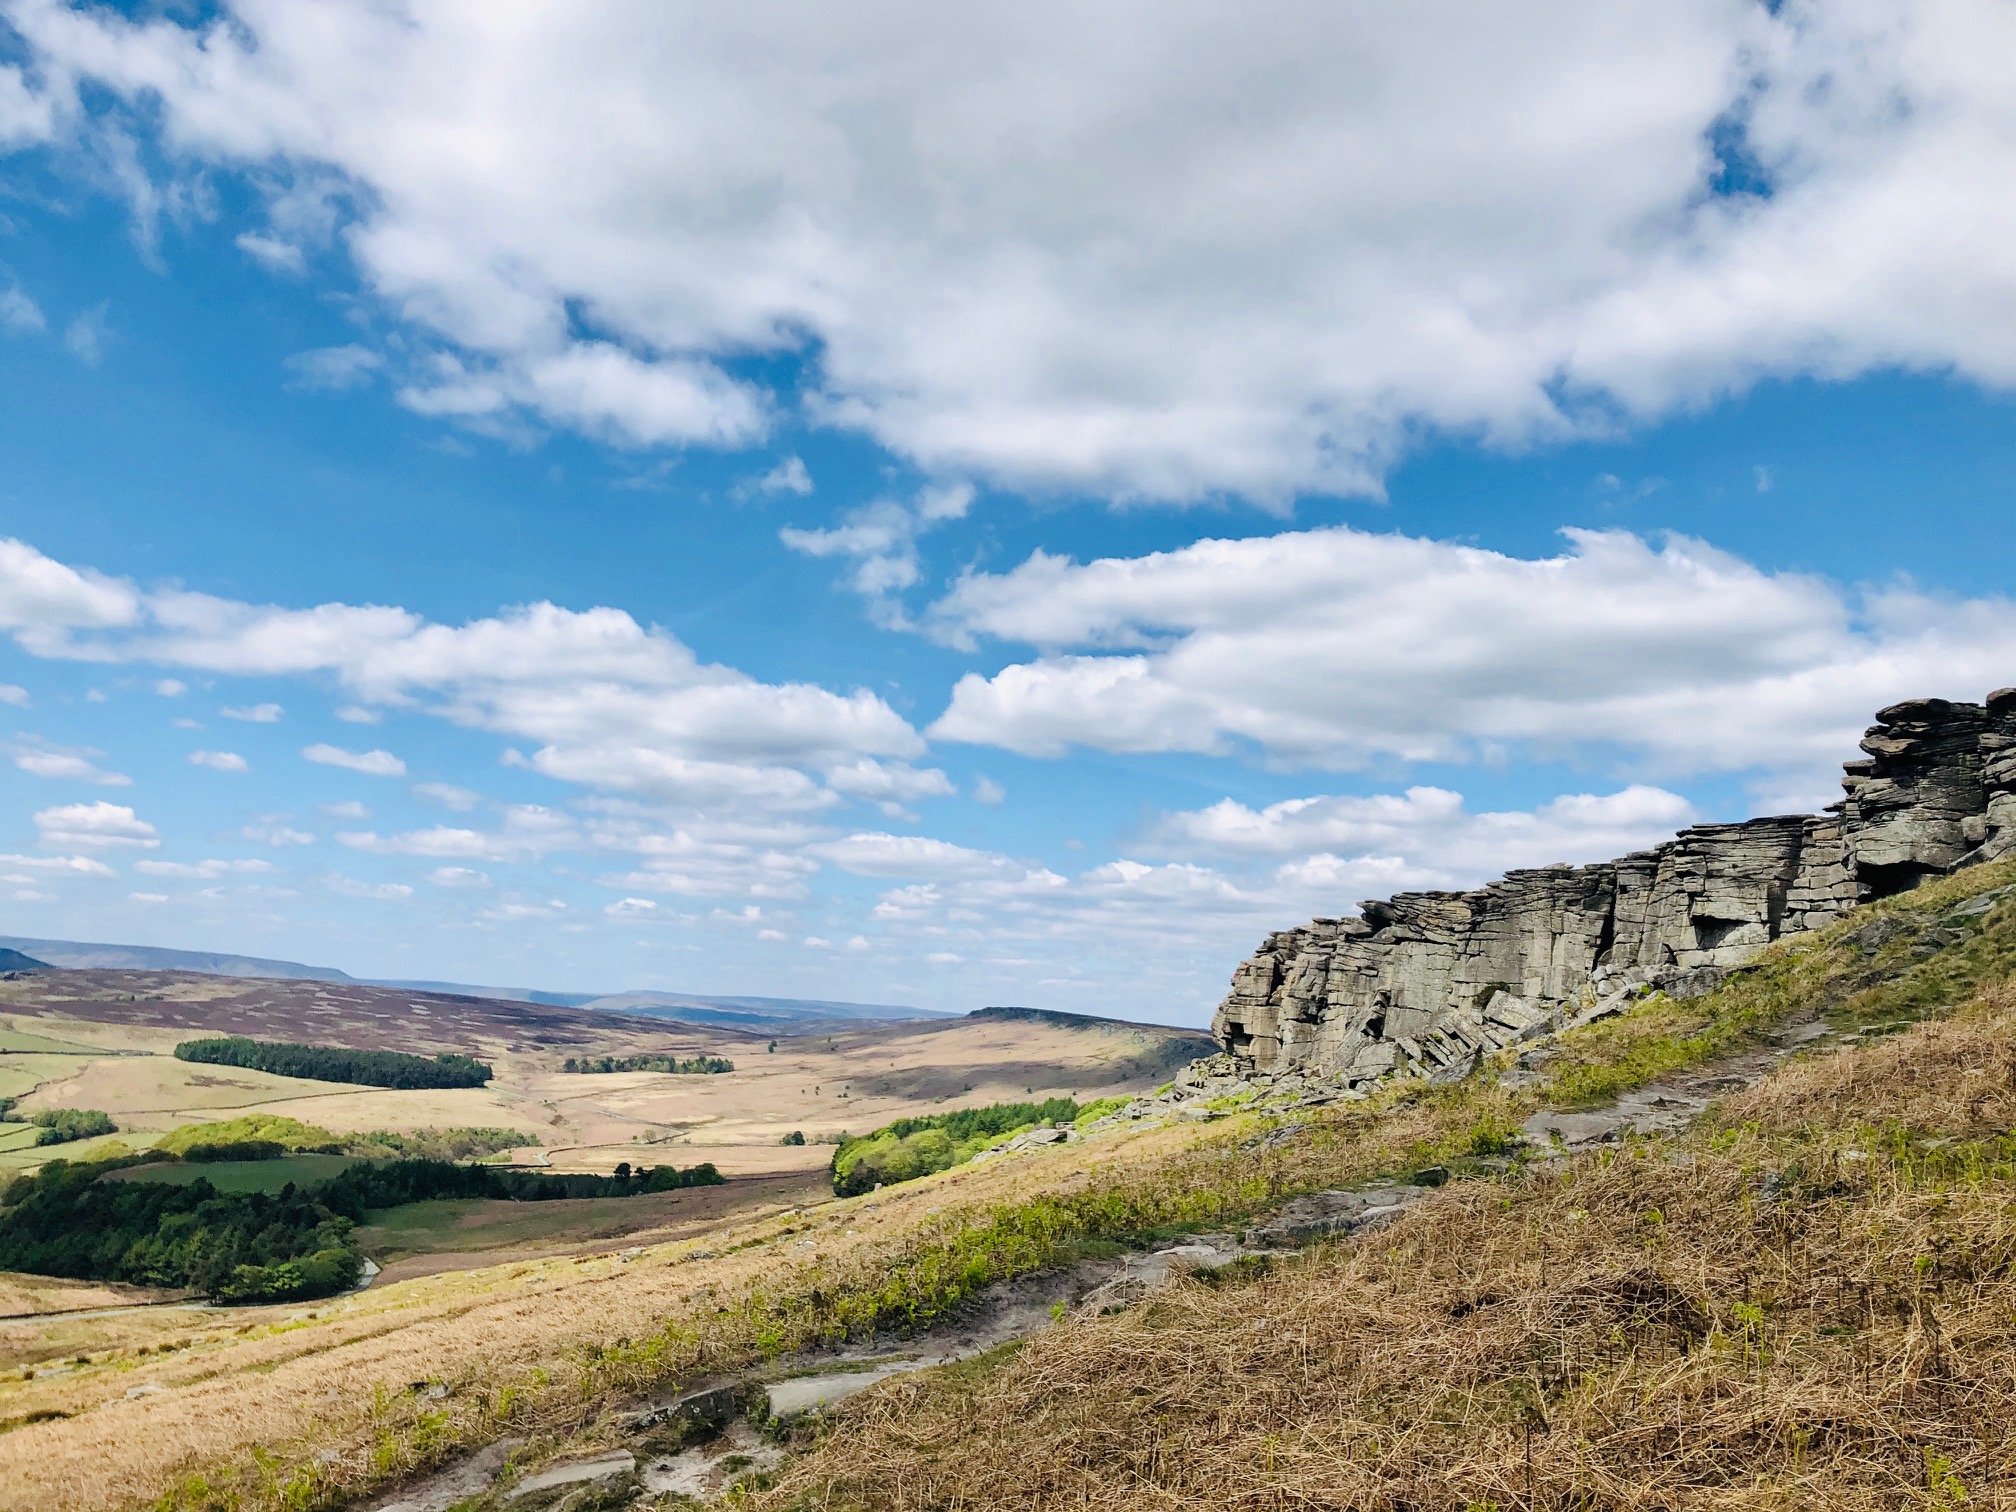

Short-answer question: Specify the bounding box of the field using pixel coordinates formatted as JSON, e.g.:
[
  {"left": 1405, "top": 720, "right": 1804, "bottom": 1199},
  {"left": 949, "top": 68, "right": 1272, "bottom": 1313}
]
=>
[
  {"left": 0, "top": 970, "right": 1209, "bottom": 1315},
  {"left": 101, "top": 1154, "right": 362, "bottom": 1193}
]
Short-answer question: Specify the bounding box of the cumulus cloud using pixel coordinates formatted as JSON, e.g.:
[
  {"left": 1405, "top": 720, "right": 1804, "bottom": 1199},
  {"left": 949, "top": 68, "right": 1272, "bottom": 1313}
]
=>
[
  {"left": 0, "top": 850, "right": 116, "bottom": 877},
  {"left": 780, "top": 483, "right": 972, "bottom": 627},
  {"left": 302, "top": 742, "right": 406, "bottom": 776},
  {"left": 754, "top": 455, "right": 813, "bottom": 496},
  {"left": 413, "top": 781, "right": 479, "bottom": 811},
  {"left": 1146, "top": 784, "right": 1698, "bottom": 874},
  {"left": 242, "top": 819, "right": 315, "bottom": 846},
  {"left": 427, "top": 866, "right": 491, "bottom": 888},
  {"left": 35, "top": 800, "right": 157, "bottom": 849},
  {"left": 283, "top": 344, "right": 382, "bottom": 391},
  {"left": 14, "top": 740, "right": 129, "bottom": 785},
  {"left": 9, "top": 5, "right": 2016, "bottom": 499},
  {"left": 0, "top": 684, "right": 27, "bottom": 706},
  {"left": 928, "top": 525, "right": 2016, "bottom": 782},
  {"left": 133, "top": 857, "right": 275, "bottom": 878},
  {"left": 188, "top": 749, "right": 249, "bottom": 772},
  {"left": 221, "top": 702, "right": 282, "bottom": 722},
  {"left": 339, "top": 805, "right": 576, "bottom": 861},
  {"left": 0, "top": 281, "right": 44, "bottom": 334},
  {"left": 0, "top": 539, "right": 924, "bottom": 827},
  {"left": 327, "top": 876, "right": 414, "bottom": 900}
]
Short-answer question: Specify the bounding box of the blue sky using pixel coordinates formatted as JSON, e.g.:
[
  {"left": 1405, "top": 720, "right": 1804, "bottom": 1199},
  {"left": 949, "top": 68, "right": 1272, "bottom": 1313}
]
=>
[{"left": 0, "top": 2, "right": 2013, "bottom": 1023}]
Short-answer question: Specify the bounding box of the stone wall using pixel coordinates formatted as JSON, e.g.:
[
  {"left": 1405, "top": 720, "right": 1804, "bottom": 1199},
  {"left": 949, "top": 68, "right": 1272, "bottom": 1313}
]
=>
[{"left": 1212, "top": 690, "right": 2016, "bottom": 1081}]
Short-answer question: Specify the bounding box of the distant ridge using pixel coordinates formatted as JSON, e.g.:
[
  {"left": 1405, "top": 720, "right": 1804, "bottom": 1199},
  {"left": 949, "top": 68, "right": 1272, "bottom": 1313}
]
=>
[
  {"left": 969, "top": 1005, "right": 1215, "bottom": 1038},
  {"left": 0, "top": 947, "right": 50, "bottom": 973},
  {"left": 0, "top": 935, "right": 352, "bottom": 981},
  {"left": 0, "top": 934, "right": 941, "bottom": 1031}
]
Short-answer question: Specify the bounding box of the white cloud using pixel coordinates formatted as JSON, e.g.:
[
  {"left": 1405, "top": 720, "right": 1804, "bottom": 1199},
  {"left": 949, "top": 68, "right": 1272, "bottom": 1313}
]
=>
[
  {"left": 0, "top": 538, "right": 138, "bottom": 648},
  {"left": 0, "top": 282, "right": 44, "bottom": 334},
  {"left": 605, "top": 896, "right": 657, "bottom": 918},
  {"left": 221, "top": 702, "right": 283, "bottom": 722},
  {"left": 972, "top": 775, "right": 1005, "bottom": 806},
  {"left": 0, "top": 851, "right": 116, "bottom": 877},
  {"left": 926, "top": 951, "right": 962, "bottom": 964},
  {"left": 188, "top": 749, "right": 249, "bottom": 772},
  {"left": 811, "top": 832, "right": 1032, "bottom": 882},
  {"left": 0, "top": 684, "right": 27, "bottom": 706},
  {"left": 320, "top": 800, "right": 370, "bottom": 820},
  {"left": 802, "top": 936, "right": 832, "bottom": 950},
  {"left": 35, "top": 800, "right": 158, "bottom": 850},
  {"left": 237, "top": 231, "right": 306, "bottom": 273},
  {"left": 427, "top": 866, "right": 491, "bottom": 888},
  {"left": 334, "top": 704, "right": 381, "bottom": 723},
  {"left": 14, "top": 741, "right": 129, "bottom": 786},
  {"left": 13, "top": 5, "right": 2016, "bottom": 500},
  {"left": 129, "top": 891, "right": 168, "bottom": 904},
  {"left": 780, "top": 483, "right": 972, "bottom": 627},
  {"left": 339, "top": 804, "right": 575, "bottom": 861},
  {"left": 928, "top": 524, "right": 2016, "bottom": 782},
  {"left": 413, "top": 781, "right": 479, "bottom": 811},
  {"left": 327, "top": 876, "right": 414, "bottom": 901},
  {"left": 303, "top": 742, "right": 407, "bottom": 776},
  {"left": 1147, "top": 784, "right": 1697, "bottom": 873},
  {"left": 152, "top": 678, "right": 186, "bottom": 696},
  {"left": 757, "top": 926, "right": 786, "bottom": 941},
  {"left": 62, "top": 303, "right": 108, "bottom": 366},
  {"left": 0, "top": 539, "right": 923, "bottom": 824},
  {"left": 755, "top": 455, "right": 813, "bottom": 496},
  {"left": 134, "top": 857, "right": 275, "bottom": 878},
  {"left": 283, "top": 344, "right": 384, "bottom": 390},
  {"left": 243, "top": 820, "right": 315, "bottom": 846}
]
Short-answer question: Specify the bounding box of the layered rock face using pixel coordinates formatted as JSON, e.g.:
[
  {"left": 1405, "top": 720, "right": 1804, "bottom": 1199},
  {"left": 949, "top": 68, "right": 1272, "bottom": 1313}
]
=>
[{"left": 1213, "top": 690, "right": 2016, "bottom": 1081}]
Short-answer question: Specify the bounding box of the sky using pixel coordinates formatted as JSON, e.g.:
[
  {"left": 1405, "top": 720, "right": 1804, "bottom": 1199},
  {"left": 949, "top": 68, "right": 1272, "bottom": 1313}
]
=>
[{"left": 0, "top": 1, "right": 2013, "bottom": 1024}]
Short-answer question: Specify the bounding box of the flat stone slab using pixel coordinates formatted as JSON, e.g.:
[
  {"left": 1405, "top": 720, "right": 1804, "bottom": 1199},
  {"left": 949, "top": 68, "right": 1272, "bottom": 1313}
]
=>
[
  {"left": 765, "top": 1364, "right": 914, "bottom": 1420},
  {"left": 506, "top": 1450, "right": 634, "bottom": 1500}
]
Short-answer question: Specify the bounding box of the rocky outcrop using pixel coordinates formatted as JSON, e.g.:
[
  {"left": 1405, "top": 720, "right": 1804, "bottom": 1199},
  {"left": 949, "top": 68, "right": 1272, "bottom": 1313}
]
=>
[{"left": 1212, "top": 689, "right": 2016, "bottom": 1081}]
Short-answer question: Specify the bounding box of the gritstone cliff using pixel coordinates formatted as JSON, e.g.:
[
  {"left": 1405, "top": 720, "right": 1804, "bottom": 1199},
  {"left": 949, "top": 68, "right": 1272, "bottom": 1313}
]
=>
[{"left": 1209, "top": 690, "right": 2016, "bottom": 1083}]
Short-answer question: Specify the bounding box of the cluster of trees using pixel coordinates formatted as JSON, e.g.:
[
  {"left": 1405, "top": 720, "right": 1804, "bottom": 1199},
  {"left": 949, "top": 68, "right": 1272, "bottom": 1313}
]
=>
[
  {"left": 560, "top": 1054, "right": 733, "bottom": 1074},
  {"left": 344, "top": 1126, "right": 534, "bottom": 1161},
  {"left": 313, "top": 1156, "right": 722, "bottom": 1214},
  {"left": 0, "top": 1158, "right": 359, "bottom": 1303},
  {"left": 831, "top": 1096, "right": 1104, "bottom": 1196},
  {"left": 12, "top": 1108, "right": 119, "bottom": 1146},
  {"left": 174, "top": 1037, "right": 493, "bottom": 1089},
  {"left": 0, "top": 1151, "right": 726, "bottom": 1303}
]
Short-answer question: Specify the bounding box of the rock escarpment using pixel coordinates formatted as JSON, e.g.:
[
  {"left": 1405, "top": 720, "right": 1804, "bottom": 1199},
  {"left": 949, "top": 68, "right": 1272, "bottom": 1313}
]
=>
[{"left": 1211, "top": 690, "right": 2016, "bottom": 1082}]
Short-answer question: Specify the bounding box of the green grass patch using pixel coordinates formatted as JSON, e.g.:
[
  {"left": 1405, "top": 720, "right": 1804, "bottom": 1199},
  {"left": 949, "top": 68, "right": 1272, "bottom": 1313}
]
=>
[
  {"left": 104, "top": 1154, "right": 361, "bottom": 1193},
  {"left": 0, "top": 1027, "right": 108, "bottom": 1054}
]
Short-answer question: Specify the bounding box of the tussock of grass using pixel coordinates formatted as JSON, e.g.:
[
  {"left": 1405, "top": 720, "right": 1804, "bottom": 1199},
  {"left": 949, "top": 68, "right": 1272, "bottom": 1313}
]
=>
[{"left": 747, "top": 997, "right": 2016, "bottom": 1512}]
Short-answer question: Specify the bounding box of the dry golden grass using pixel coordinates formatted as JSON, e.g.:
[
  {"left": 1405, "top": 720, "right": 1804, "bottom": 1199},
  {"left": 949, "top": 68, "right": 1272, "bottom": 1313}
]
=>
[
  {"left": 749, "top": 1004, "right": 2016, "bottom": 1512},
  {"left": 0, "top": 1112, "right": 1227, "bottom": 1511}
]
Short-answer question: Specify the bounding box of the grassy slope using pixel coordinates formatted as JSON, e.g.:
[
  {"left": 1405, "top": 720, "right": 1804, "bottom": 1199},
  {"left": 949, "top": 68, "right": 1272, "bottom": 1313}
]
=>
[
  {"left": 742, "top": 862, "right": 2016, "bottom": 1512},
  {"left": 1, "top": 861, "right": 2013, "bottom": 1510}
]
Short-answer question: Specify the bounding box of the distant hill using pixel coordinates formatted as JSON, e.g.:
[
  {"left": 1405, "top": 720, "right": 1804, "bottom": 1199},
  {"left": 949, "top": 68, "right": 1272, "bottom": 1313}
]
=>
[
  {"left": 586, "top": 991, "right": 949, "bottom": 1030},
  {"left": 0, "top": 935, "right": 351, "bottom": 981},
  {"left": 0, "top": 934, "right": 940, "bottom": 1033},
  {"left": 0, "top": 947, "right": 50, "bottom": 972}
]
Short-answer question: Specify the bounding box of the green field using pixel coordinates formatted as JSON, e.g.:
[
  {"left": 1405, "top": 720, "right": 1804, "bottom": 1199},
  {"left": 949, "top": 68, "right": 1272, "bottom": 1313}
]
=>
[
  {"left": 354, "top": 1191, "right": 695, "bottom": 1260},
  {"left": 103, "top": 1153, "right": 361, "bottom": 1193},
  {"left": 0, "top": 1027, "right": 110, "bottom": 1055},
  {"left": 0, "top": 1121, "right": 40, "bottom": 1152}
]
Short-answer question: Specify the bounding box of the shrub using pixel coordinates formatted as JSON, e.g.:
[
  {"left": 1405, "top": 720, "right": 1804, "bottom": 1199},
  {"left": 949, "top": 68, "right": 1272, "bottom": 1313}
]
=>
[{"left": 29, "top": 1109, "right": 115, "bottom": 1145}]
